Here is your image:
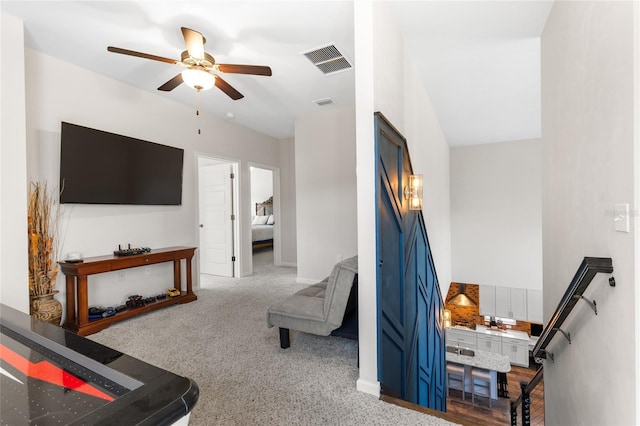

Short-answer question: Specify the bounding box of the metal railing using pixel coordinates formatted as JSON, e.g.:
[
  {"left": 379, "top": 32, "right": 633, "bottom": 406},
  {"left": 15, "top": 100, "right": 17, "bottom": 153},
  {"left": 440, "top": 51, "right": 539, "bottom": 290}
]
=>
[
  {"left": 510, "top": 367, "right": 544, "bottom": 426},
  {"left": 510, "top": 257, "right": 614, "bottom": 426},
  {"left": 532, "top": 257, "right": 613, "bottom": 362}
]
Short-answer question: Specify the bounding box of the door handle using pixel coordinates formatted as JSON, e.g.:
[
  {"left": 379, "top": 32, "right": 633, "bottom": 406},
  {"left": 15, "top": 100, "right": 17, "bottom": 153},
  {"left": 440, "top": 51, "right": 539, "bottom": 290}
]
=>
[{"left": 199, "top": 224, "right": 204, "bottom": 228}]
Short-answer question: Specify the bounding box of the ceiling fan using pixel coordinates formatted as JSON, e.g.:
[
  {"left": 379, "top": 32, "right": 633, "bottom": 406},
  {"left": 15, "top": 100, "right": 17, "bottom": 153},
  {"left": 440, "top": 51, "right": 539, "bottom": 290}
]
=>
[{"left": 107, "top": 27, "right": 272, "bottom": 100}]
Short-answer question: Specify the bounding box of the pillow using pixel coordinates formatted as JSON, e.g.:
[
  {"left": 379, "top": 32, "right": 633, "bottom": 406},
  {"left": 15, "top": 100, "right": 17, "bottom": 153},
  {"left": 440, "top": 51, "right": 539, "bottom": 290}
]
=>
[
  {"left": 267, "top": 215, "right": 275, "bottom": 225},
  {"left": 252, "top": 215, "right": 269, "bottom": 225}
]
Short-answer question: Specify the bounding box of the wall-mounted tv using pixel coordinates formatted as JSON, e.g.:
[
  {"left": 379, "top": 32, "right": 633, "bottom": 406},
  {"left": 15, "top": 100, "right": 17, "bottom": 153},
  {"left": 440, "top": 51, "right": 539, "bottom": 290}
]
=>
[{"left": 59, "top": 122, "right": 184, "bottom": 205}]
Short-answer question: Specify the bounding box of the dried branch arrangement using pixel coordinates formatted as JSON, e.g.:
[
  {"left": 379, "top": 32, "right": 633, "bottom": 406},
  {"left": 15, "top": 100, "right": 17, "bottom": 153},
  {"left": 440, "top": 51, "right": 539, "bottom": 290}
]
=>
[{"left": 27, "top": 181, "right": 61, "bottom": 296}]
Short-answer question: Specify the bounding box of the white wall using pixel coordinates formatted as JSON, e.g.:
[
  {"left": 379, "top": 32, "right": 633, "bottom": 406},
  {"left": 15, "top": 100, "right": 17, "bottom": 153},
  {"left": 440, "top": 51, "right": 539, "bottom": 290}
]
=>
[
  {"left": 23, "top": 49, "right": 287, "bottom": 312},
  {"left": 541, "top": 2, "right": 636, "bottom": 425},
  {"left": 635, "top": 3, "right": 640, "bottom": 424},
  {"left": 403, "top": 47, "right": 452, "bottom": 298},
  {"left": 0, "top": 14, "right": 29, "bottom": 312},
  {"left": 250, "top": 167, "right": 273, "bottom": 218},
  {"left": 354, "top": 0, "right": 378, "bottom": 396},
  {"left": 451, "top": 139, "right": 542, "bottom": 290},
  {"left": 353, "top": 0, "right": 452, "bottom": 396},
  {"left": 294, "top": 105, "right": 357, "bottom": 282},
  {"left": 372, "top": 3, "right": 451, "bottom": 295},
  {"left": 278, "top": 138, "right": 297, "bottom": 267}
]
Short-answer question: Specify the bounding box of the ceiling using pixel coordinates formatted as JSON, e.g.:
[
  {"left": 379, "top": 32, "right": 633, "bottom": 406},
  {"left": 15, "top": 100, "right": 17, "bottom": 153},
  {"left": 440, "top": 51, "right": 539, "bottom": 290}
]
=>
[{"left": 1, "top": 1, "right": 554, "bottom": 146}]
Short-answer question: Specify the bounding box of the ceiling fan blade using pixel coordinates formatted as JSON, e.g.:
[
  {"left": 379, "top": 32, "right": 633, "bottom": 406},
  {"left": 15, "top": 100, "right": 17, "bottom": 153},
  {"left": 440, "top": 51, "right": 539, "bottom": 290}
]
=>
[
  {"left": 214, "top": 76, "right": 244, "bottom": 100},
  {"left": 158, "top": 73, "right": 184, "bottom": 91},
  {"left": 107, "top": 46, "right": 178, "bottom": 65},
  {"left": 181, "top": 27, "right": 205, "bottom": 60},
  {"left": 217, "top": 64, "right": 272, "bottom": 76}
]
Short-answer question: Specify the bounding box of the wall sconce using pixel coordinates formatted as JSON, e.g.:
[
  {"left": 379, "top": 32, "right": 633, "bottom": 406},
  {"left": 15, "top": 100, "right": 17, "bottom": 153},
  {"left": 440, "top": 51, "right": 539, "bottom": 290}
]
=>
[
  {"left": 403, "top": 174, "right": 423, "bottom": 210},
  {"left": 443, "top": 309, "right": 451, "bottom": 328}
]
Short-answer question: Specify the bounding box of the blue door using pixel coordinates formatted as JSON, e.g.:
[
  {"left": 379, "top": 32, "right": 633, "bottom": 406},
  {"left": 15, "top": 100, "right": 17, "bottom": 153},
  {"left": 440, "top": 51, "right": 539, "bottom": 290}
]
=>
[{"left": 375, "top": 113, "right": 445, "bottom": 410}]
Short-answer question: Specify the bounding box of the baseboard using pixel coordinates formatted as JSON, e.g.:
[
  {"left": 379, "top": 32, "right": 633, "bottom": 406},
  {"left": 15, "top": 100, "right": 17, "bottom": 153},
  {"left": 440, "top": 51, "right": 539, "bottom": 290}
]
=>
[
  {"left": 278, "top": 261, "right": 297, "bottom": 267},
  {"left": 356, "top": 378, "right": 380, "bottom": 397}
]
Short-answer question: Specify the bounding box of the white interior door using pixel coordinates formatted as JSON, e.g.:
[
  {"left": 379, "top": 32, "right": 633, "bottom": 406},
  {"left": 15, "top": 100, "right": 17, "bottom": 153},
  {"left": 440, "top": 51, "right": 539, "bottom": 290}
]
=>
[{"left": 199, "top": 163, "right": 233, "bottom": 276}]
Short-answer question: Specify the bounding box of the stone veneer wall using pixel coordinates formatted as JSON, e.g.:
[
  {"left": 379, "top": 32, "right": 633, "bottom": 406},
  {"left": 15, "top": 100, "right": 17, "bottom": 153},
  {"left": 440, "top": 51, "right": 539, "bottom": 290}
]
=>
[{"left": 445, "top": 283, "right": 532, "bottom": 334}]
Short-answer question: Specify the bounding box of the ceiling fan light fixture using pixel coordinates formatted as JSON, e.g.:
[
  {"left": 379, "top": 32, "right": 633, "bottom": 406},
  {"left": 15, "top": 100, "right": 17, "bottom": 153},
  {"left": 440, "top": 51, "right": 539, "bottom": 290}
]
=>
[
  {"left": 181, "top": 67, "right": 215, "bottom": 91},
  {"left": 109, "top": 27, "right": 270, "bottom": 100}
]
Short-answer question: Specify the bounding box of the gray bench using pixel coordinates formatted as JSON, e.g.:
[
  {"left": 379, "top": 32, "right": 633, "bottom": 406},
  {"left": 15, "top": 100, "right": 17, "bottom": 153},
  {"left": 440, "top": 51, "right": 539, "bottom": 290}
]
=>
[{"left": 267, "top": 256, "right": 358, "bottom": 348}]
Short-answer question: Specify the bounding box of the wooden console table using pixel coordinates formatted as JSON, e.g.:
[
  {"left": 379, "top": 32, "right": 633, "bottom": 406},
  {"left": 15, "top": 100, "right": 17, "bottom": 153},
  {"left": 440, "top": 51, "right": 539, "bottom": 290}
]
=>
[{"left": 59, "top": 246, "right": 197, "bottom": 336}]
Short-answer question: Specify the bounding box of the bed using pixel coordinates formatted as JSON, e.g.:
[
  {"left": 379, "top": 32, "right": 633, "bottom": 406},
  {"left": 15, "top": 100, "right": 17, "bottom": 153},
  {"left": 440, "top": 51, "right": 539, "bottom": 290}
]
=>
[{"left": 252, "top": 196, "right": 274, "bottom": 249}]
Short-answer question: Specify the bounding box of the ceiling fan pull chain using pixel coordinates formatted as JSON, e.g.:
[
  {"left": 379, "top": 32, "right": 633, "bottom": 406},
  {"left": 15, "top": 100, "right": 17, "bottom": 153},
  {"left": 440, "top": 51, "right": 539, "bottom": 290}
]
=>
[{"left": 196, "top": 90, "right": 201, "bottom": 135}]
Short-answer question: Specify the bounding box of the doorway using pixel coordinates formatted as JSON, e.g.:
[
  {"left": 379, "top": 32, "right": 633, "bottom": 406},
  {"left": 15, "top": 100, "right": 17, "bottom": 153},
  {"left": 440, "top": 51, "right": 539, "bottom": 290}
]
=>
[
  {"left": 250, "top": 166, "right": 274, "bottom": 268},
  {"left": 197, "top": 155, "right": 239, "bottom": 278}
]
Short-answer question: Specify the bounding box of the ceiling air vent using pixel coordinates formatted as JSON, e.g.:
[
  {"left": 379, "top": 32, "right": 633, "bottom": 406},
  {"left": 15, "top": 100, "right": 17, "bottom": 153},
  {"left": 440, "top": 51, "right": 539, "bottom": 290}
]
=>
[
  {"left": 313, "top": 97, "right": 334, "bottom": 106},
  {"left": 302, "top": 44, "right": 352, "bottom": 75}
]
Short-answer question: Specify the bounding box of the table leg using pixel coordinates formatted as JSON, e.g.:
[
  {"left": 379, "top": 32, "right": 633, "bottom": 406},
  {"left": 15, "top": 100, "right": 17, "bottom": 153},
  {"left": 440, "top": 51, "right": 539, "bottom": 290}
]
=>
[
  {"left": 76, "top": 275, "right": 89, "bottom": 326},
  {"left": 173, "top": 260, "right": 181, "bottom": 293},
  {"left": 185, "top": 256, "right": 193, "bottom": 295},
  {"left": 65, "top": 275, "right": 76, "bottom": 324}
]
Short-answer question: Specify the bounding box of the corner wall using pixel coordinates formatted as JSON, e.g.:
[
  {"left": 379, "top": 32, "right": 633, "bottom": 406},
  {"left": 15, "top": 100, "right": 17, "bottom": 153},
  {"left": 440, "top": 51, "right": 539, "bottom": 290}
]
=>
[
  {"left": 354, "top": 0, "right": 378, "bottom": 395},
  {"left": 403, "top": 47, "right": 452, "bottom": 297},
  {"left": 372, "top": 2, "right": 451, "bottom": 304},
  {"left": 371, "top": 3, "right": 451, "bottom": 296},
  {"left": 635, "top": 2, "right": 640, "bottom": 423},
  {"left": 0, "top": 14, "right": 29, "bottom": 312},
  {"left": 353, "top": 0, "right": 452, "bottom": 396},
  {"left": 278, "top": 138, "right": 297, "bottom": 267},
  {"left": 294, "top": 105, "right": 357, "bottom": 282},
  {"left": 541, "top": 2, "right": 636, "bottom": 424}
]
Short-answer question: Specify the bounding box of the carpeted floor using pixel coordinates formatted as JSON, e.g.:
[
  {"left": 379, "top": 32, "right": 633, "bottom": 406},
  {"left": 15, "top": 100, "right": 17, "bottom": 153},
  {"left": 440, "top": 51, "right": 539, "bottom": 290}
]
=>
[{"left": 89, "top": 248, "right": 457, "bottom": 425}]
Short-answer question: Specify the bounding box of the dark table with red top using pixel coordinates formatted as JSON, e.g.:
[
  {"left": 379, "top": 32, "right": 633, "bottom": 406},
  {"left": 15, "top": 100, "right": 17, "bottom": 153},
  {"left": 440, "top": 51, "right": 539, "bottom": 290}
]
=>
[{"left": 0, "top": 304, "right": 198, "bottom": 425}]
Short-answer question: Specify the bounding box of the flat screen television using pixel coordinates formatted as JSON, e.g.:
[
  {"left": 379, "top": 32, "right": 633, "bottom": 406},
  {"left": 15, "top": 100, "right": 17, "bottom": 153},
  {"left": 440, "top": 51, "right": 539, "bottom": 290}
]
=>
[{"left": 59, "top": 122, "right": 184, "bottom": 205}]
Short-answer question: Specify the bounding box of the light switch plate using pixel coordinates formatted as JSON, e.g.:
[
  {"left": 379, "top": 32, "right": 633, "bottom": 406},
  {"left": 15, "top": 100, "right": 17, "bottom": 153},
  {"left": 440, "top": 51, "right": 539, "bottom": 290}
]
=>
[{"left": 614, "top": 203, "right": 630, "bottom": 233}]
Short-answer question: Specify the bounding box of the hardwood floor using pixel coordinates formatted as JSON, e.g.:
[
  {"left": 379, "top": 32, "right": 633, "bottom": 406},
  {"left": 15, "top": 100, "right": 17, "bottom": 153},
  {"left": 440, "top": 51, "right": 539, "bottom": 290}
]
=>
[
  {"left": 445, "top": 363, "right": 544, "bottom": 426},
  {"left": 381, "top": 362, "right": 544, "bottom": 426}
]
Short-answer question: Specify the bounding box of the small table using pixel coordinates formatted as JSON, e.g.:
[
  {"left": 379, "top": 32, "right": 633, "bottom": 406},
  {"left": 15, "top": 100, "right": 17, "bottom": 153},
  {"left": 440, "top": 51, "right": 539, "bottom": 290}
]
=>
[
  {"left": 59, "top": 246, "right": 197, "bottom": 336},
  {"left": 446, "top": 349, "right": 511, "bottom": 400}
]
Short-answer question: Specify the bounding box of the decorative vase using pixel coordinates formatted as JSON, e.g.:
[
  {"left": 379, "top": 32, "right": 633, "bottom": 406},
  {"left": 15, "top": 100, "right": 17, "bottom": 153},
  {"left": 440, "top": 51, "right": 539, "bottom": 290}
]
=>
[{"left": 30, "top": 290, "right": 62, "bottom": 326}]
